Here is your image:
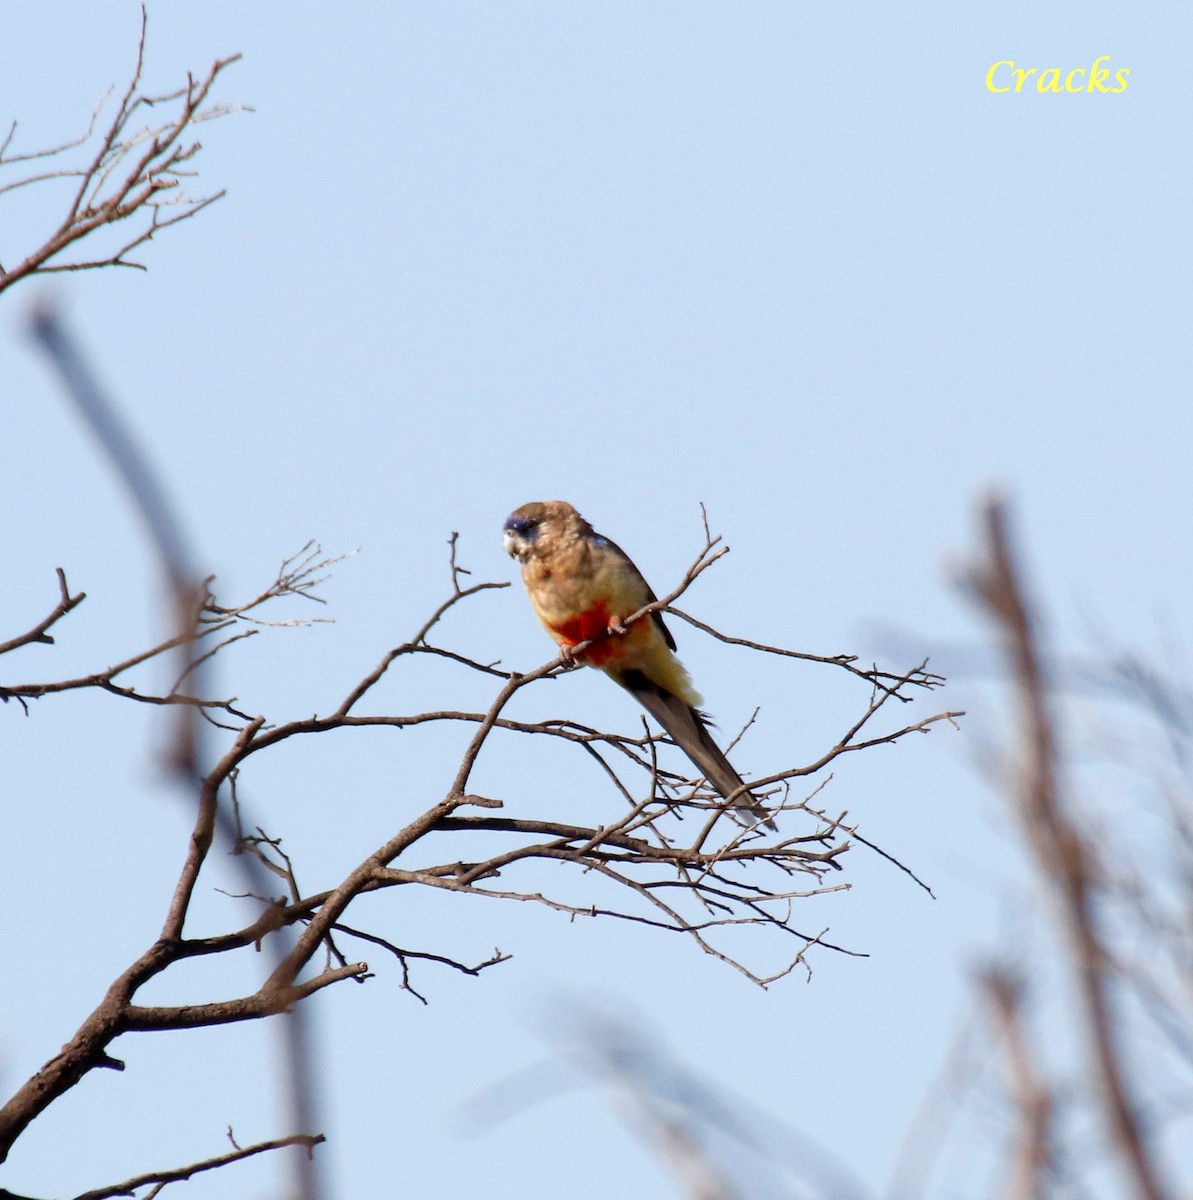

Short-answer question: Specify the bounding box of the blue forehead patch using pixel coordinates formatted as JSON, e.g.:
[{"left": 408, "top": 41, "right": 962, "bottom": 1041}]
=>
[{"left": 504, "top": 513, "right": 540, "bottom": 538}]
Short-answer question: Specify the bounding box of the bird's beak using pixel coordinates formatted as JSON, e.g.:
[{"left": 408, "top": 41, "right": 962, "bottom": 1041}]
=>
[{"left": 503, "top": 529, "right": 521, "bottom": 559}]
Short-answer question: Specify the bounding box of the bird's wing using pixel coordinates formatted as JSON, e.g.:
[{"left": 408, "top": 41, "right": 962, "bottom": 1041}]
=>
[{"left": 591, "top": 535, "right": 677, "bottom": 651}]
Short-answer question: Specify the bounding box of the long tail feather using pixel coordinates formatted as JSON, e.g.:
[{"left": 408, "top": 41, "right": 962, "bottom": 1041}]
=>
[{"left": 622, "top": 673, "right": 776, "bottom": 831}]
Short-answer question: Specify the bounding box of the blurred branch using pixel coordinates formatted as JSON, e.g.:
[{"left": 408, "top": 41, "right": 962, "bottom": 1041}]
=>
[
  {"left": 7, "top": 308, "right": 323, "bottom": 1200},
  {"left": 967, "top": 493, "right": 1172, "bottom": 1200},
  {"left": 476, "top": 1008, "right": 870, "bottom": 1200},
  {"left": 0, "top": 6, "right": 244, "bottom": 293},
  {"left": 983, "top": 969, "right": 1057, "bottom": 1200}
]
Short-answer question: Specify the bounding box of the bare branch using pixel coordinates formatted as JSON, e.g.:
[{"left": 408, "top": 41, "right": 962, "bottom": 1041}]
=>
[
  {"left": 203, "top": 541, "right": 355, "bottom": 627},
  {"left": 70, "top": 1132, "right": 324, "bottom": 1200},
  {"left": 0, "top": 544, "right": 350, "bottom": 719},
  {"left": 669, "top": 607, "right": 947, "bottom": 695},
  {"left": 329, "top": 923, "right": 510, "bottom": 1005},
  {"left": 0, "top": 9, "right": 245, "bottom": 294},
  {"left": 0, "top": 569, "right": 85, "bottom": 659}
]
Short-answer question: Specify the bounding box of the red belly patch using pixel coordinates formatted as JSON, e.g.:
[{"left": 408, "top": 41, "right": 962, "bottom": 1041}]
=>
[{"left": 549, "top": 600, "right": 642, "bottom": 667}]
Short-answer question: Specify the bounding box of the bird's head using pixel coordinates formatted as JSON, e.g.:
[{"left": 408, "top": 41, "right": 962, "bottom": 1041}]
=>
[{"left": 503, "top": 500, "right": 586, "bottom": 561}]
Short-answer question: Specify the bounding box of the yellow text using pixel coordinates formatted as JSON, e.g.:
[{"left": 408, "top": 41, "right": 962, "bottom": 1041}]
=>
[{"left": 986, "top": 56, "right": 1130, "bottom": 94}]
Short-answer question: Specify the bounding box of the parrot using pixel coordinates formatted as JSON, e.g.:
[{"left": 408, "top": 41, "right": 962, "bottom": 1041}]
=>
[{"left": 503, "top": 500, "right": 775, "bottom": 831}]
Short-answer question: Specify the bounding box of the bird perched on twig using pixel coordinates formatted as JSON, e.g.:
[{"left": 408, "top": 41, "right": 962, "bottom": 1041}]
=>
[{"left": 503, "top": 500, "right": 775, "bottom": 832}]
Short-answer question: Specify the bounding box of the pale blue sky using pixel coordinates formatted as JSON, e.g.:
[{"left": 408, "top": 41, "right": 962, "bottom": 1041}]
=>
[{"left": 3, "top": 3, "right": 1190, "bottom": 1197}]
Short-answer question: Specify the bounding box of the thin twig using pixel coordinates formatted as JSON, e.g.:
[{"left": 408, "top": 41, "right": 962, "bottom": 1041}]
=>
[{"left": 71, "top": 1133, "right": 324, "bottom": 1200}]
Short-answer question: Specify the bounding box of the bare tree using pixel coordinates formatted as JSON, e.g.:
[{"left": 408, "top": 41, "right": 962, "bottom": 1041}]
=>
[
  {"left": 0, "top": 14, "right": 962, "bottom": 1197},
  {"left": 1, "top": 323, "right": 956, "bottom": 1187}
]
